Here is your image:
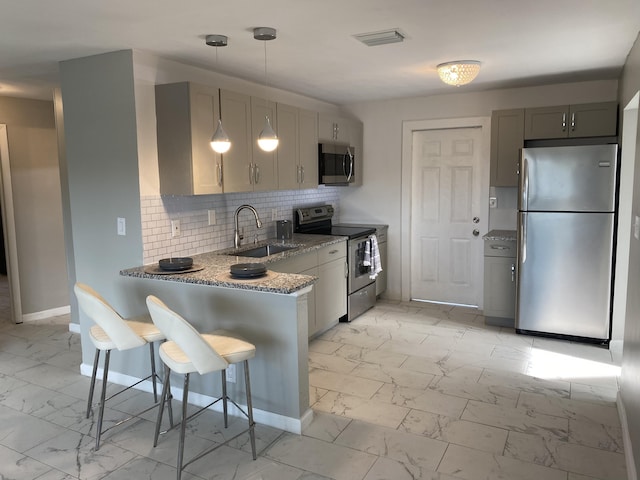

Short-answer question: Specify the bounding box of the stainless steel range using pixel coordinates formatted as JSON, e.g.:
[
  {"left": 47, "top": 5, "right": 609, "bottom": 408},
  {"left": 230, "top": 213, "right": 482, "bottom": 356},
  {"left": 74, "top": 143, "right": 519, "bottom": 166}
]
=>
[{"left": 295, "top": 205, "right": 377, "bottom": 321}]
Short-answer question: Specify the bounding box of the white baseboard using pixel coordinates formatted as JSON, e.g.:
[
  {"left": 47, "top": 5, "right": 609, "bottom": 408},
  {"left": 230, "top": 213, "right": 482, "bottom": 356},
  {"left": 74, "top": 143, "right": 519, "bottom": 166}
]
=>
[
  {"left": 22, "top": 305, "right": 71, "bottom": 322},
  {"left": 80, "top": 363, "right": 311, "bottom": 434},
  {"left": 618, "top": 391, "right": 638, "bottom": 480}
]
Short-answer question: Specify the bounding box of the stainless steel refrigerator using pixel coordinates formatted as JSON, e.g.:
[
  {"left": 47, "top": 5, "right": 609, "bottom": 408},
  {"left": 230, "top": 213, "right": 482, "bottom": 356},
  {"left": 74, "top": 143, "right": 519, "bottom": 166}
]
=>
[{"left": 516, "top": 144, "right": 618, "bottom": 344}]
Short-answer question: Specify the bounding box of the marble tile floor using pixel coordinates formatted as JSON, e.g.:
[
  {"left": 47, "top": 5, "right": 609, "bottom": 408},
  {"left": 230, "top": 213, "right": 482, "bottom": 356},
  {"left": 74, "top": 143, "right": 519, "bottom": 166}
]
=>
[{"left": 0, "top": 290, "right": 627, "bottom": 479}]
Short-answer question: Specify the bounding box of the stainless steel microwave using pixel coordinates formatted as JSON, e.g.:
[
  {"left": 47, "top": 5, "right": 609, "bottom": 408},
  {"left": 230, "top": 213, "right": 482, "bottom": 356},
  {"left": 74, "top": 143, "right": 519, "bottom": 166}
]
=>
[{"left": 318, "top": 143, "right": 356, "bottom": 186}]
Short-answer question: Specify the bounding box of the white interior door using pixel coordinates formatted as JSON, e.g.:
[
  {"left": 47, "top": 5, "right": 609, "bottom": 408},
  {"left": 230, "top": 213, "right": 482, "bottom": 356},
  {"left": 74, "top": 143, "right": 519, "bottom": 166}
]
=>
[{"left": 410, "top": 127, "right": 484, "bottom": 306}]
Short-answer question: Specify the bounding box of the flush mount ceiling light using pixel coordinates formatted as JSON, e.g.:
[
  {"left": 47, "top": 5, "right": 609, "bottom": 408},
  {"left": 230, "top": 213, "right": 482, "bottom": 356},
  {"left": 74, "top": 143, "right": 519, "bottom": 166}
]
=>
[
  {"left": 436, "top": 60, "right": 481, "bottom": 86},
  {"left": 206, "top": 34, "right": 231, "bottom": 154},
  {"left": 254, "top": 27, "right": 278, "bottom": 152},
  {"left": 354, "top": 28, "right": 405, "bottom": 47}
]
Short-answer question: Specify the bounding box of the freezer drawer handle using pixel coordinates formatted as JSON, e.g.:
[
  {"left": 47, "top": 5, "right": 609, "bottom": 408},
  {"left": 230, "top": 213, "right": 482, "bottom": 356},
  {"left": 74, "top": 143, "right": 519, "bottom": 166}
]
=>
[
  {"left": 598, "top": 161, "right": 611, "bottom": 168},
  {"left": 491, "top": 245, "right": 509, "bottom": 250}
]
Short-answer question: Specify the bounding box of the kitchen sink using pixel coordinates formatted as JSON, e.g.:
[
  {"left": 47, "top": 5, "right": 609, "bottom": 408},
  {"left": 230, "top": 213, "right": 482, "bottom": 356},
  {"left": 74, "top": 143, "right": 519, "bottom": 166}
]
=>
[{"left": 229, "top": 244, "right": 298, "bottom": 258}]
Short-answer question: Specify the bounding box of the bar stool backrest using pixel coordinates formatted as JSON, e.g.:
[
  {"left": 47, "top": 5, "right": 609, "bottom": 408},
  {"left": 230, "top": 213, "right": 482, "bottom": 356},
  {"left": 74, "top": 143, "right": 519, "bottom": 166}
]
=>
[
  {"left": 74, "top": 283, "right": 147, "bottom": 351},
  {"left": 146, "top": 295, "right": 229, "bottom": 375}
]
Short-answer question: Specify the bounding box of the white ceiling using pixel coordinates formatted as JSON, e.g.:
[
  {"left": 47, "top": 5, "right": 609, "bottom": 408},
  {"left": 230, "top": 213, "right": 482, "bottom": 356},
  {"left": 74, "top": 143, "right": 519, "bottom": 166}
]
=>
[{"left": 0, "top": 0, "right": 639, "bottom": 105}]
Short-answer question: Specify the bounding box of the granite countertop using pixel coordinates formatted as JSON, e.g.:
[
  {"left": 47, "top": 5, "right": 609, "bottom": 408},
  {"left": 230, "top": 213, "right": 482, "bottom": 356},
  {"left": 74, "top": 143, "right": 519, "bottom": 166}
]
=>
[
  {"left": 120, "top": 233, "right": 346, "bottom": 295},
  {"left": 482, "top": 229, "right": 517, "bottom": 241}
]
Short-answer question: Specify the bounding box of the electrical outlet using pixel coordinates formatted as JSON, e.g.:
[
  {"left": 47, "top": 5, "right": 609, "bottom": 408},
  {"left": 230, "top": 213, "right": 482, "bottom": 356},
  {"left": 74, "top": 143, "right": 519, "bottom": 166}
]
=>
[
  {"left": 226, "top": 364, "right": 236, "bottom": 383},
  {"left": 117, "top": 217, "right": 126, "bottom": 236},
  {"left": 489, "top": 197, "right": 498, "bottom": 209},
  {"left": 171, "top": 220, "right": 181, "bottom": 237},
  {"left": 208, "top": 209, "right": 216, "bottom": 226},
  {"left": 271, "top": 208, "right": 278, "bottom": 221}
]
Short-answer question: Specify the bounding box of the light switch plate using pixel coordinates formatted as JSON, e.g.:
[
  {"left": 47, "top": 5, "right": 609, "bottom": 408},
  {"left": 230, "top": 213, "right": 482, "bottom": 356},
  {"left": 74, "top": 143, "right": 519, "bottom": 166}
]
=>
[
  {"left": 117, "top": 217, "right": 126, "bottom": 236},
  {"left": 171, "top": 220, "right": 181, "bottom": 237},
  {"left": 208, "top": 209, "right": 216, "bottom": 226}
]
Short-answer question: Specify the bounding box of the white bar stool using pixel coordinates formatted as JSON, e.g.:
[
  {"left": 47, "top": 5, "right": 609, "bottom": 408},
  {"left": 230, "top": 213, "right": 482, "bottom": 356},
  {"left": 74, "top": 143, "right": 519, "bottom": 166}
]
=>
[
  {"left": 146, "top": 295, "right": 256, "bottom": 480},
  {"left": 74, "top": 283, "right": 173, "bottom": 450}
]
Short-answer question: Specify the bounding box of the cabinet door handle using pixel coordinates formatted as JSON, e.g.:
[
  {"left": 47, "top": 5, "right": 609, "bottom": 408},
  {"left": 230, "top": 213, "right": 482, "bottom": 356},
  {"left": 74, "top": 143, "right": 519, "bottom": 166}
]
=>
[
  {"left": 329, "top": 249, "right": 339, "bottom": 255},
  {"left": 344, "top": 261, "right": 349, "bottom": 278},
  {"left": 570, "top": 112, "right": 576, "bottom": 131},
  {"left": 511, "top": 263, "right": 516, "bottom": 282},
  {"left": 562, "top": 113, "right": 567, "bottom": 131},
  {"left": 301, "top": 165, "right": 305, "bottom": 184},
  {"left": 217, "top": 163, "right": 223, "bottom": 186},
  {"left": 254, "top": 165, "right": 260, "bottom": 184},
  {"left": 249, "top": 164, "right": 254, "bottom": 184}
]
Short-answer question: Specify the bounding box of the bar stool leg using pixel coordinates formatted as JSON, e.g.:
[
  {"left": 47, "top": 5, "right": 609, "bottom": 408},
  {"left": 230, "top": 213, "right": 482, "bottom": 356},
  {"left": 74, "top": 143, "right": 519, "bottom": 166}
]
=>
[
  {"left": 244, "top": 360, "right": 256, "bottom": 460},
  {"left": 95, "top": 349, "right": 111, "bottom": 451},
  {"left": 86, "top": 349, "right": 100, "bottom": 418},
  {"left": 177, "top": 373, "right": 190, "bottom": 480},
  {"left": 149, "top": 342, "right": 158, "bottom": 402},
  {"left": 154, "top": 366, "right": 171, "bottom": 447},
  {"left": 221, "top": 370, "right": 228, "bottom": 428}
]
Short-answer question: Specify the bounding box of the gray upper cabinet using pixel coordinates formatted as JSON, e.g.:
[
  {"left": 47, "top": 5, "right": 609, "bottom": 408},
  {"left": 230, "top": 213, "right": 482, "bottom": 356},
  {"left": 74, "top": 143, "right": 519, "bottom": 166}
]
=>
[
  {"left": 219, "top": 89, "right": 252, "bottom": 193},
  {"left": 250, "top": 97, "right": 278, "bottom": 191},
  {"left": 490, "top": 109, "right": 524, "bottom": 187},
  {"left": 318, "top": 114, "right": 350, "bottom": 143},
  {"left": 524, "top": 102, "right": 617, "bottom": 140},
  {"left": 155, "top": 82, "right": 223, "bottom": 195},
  {"left": 277, "top": 104, "right": 318, "bottom": 190}
]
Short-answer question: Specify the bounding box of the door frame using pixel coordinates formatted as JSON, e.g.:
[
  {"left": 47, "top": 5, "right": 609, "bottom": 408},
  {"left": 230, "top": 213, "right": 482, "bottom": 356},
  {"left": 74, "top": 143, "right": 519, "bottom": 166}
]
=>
[
  {"left": 0, "top": 124, "right": 22, "bottom": 323},
  {"left": 401, "top": 116, "right": 491, "bottom": 304}
]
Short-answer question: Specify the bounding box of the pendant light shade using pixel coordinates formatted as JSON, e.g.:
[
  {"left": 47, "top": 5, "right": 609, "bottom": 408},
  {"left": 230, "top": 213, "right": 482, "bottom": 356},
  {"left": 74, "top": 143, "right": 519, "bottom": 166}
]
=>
[
  {"left": 436, "top": 60, "right": 481, "bottom": 86},
  {"left": 205, "top": 34, "right": 231, "bottom": 153},
  {"left": 210, "top": 119, "right": 231, "bottom": 153},
  {"left": 258, "top": 116, "right": 278, "bottom": 152},
  {"left": 254, "top": 27, "right": 278, "bottom": 152}
]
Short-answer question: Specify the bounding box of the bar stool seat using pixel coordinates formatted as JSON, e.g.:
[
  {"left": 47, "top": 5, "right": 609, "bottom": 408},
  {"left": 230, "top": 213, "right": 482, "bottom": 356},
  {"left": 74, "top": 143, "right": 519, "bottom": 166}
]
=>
[
  {"left": 146, "top": 295, "right": 257, "bottom": 480},
  {"left": 74, "top": 283, "right": 172, "bottom": 450}
]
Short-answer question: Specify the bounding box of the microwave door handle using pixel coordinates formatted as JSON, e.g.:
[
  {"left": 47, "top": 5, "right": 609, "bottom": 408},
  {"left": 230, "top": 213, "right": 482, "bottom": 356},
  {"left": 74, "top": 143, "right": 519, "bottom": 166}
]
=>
[{"left": 346, "top": 147, "right": 354, "bottom": 181}]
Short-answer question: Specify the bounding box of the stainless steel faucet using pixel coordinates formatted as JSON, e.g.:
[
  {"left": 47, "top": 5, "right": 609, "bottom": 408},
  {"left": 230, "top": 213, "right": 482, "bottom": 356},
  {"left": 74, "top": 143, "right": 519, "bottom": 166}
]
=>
[{"left": 234, "top": 204, "right": 263, "bottom": 248}]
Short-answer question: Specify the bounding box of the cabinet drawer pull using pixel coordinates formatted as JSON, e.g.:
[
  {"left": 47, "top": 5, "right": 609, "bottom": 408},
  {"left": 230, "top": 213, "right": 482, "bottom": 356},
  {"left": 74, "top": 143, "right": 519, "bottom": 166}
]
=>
[
  {"left": 490, "top": 245, "right": 510, "bottom": 250},
  {"left": 511, "top": 263, "right": 516, "bottom": 282},
  {"left": 329, "top": 249, "right": 339, "bottom": 254},
  {"left": 562, "top": 113, "right": 567, "bottom": 131},
  {"left": 571, "top": 112, "right": 576, "bottom": 131}
]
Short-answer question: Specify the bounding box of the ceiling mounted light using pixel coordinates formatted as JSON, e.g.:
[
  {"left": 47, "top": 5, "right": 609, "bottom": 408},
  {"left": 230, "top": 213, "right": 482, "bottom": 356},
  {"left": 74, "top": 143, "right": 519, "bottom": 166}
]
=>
[
  {"left": 353, "top": 28, "right": 405, "bottom": 47},
  {"left": 206, "top": 34, "right": 231, "bottom": 154},
  {"left": 254, "top": 27, "right": 278, "bottom": 152},
  {"left": 436, "top": 60, "right": 481, "bottom": 87}
]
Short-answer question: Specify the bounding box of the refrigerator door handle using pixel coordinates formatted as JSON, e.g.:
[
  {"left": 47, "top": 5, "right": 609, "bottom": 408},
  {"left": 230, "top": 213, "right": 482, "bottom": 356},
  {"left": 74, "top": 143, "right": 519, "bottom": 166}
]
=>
[
  {"left": 520, "top": 156, "right": 529, "bottom": 210},
  {"left": 520, "top": 213, "right": 527, "bottom": 264}
]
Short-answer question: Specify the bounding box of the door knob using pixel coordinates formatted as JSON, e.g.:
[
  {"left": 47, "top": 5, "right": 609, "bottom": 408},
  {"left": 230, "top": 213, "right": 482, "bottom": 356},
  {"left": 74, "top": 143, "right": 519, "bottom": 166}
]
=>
[
  {"left": 472, "top": 229, "right": 480, "bottom": 236},
  {"left": 473, "top": 217, "right": 480, "bottom": 224}
]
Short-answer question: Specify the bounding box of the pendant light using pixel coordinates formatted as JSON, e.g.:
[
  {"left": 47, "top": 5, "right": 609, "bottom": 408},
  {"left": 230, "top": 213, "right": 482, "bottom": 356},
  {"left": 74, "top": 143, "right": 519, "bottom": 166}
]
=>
[
  {"left": 254, "top": 27, "right": 279, "bottom": 152},
  {"left": 206, "top": 34, "right": 231, "bottom": 154}
]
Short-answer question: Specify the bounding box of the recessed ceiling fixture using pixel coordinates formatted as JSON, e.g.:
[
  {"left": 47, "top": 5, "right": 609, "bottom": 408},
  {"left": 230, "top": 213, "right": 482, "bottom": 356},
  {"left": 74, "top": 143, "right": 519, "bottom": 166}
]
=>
[
  {"left": 436, "top": 60, "right": 481, "bottom": 87},
  {"left": 205, "top": 34, "right": 231, "bottom": 154},
  {"left": 354, "top": 28, "right": 405, "bottom": 47},
  {"left": 254, "top": 27, "right": 278, "bottom": 152}
]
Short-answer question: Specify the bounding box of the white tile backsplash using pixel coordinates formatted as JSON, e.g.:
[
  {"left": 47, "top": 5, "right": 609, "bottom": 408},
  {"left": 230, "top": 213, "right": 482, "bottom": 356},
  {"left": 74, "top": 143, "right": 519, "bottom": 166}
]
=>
[{"left": 141, "top": 188, "right": 342, "bottom": 264}]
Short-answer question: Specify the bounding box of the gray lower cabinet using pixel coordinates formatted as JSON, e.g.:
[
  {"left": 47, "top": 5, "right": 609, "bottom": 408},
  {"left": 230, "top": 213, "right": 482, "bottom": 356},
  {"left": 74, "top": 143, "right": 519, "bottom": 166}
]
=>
[
  {"left": 483, "top": 238, "right": 516, "bottom": 327},
  {"left": 270, "top": 240, "right": 346, "bottom": 338}
]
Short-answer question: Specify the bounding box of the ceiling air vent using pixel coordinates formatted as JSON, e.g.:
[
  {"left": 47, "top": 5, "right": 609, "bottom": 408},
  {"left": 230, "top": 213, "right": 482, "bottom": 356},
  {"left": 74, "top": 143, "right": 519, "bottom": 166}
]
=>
[{"left": 353, "top": 29, "right": 405, "bottom": 47}]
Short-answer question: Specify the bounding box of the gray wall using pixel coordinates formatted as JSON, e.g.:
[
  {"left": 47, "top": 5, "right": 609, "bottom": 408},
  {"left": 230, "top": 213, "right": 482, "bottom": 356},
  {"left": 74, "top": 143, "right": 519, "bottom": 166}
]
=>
[
  {"left": 60, "top": 50, "right": 145, "bottom": 367},
  {"left": 618, "top": 31, "right": 640, "bottom": 477},
  {"left": 0, "top": 96, "right": 68, "bottom": 315}
]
